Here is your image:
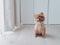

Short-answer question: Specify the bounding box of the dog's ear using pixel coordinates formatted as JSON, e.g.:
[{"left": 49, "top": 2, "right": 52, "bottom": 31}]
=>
[{"left": 41, "top": 12, "right": 43, "bottom": 15}]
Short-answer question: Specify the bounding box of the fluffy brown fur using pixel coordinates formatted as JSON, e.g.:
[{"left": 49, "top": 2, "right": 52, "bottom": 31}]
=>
[{"left": 34, "top": 12, "right": 46, "bottom": 38}]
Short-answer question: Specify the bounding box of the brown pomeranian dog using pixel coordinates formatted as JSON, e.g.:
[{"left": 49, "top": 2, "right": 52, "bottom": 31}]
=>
[{"left": 34, "top": 12, "right": 46, "bottom": 38}]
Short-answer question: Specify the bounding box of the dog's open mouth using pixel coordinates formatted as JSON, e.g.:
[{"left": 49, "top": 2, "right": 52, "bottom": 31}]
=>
[{"left": 37, "top": 16, "right": 44, "bottom": 22}]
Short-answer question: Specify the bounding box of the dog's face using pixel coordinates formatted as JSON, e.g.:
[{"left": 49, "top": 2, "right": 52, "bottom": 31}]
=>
[{"left": 34, "top": 12, "right": 45, "bottom": 23}]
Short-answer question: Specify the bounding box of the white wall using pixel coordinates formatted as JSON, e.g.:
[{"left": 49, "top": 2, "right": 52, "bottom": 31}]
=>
[
  {"left": 21, "top": 0, "right": 34, "bottom": 24},
  {"left": 34, "top": 0, "right": 48, "bottom": 24},
  {"left": 0, "top": 0, "right": 4, "bottom": 33},
  {"left": 21, "top": 0, "right": 48, "bottom": 24},
  {"left": 21, "top": 0, "right": 60, "bottom": 24}
]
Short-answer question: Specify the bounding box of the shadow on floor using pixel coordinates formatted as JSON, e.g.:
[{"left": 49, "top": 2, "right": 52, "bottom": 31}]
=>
[{"left": 46, "top": 34, "right": 55, "bottom": 39}]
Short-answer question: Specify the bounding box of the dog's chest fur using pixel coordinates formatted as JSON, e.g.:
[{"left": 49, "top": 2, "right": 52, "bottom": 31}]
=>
[{"left": 35, "top": 23, "right": 42, "bottom": 32}]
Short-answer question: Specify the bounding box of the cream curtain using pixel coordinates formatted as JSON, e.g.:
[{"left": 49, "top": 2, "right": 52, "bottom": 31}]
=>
[
  {"left": 15, "top": 0, "right": 21, "bottom": 27},
  {"left": 4, "top": 0, "right": 15, "bottom": 31},
  {"left": 4, "top": 0, "right": 21, "bottom": 31},
  {"left": 0, "top": 0, "right": 4, "bottom": 33}
]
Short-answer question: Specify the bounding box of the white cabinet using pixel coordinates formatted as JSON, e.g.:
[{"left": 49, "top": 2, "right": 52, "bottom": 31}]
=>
[
  {"left": 21, "top": 0, "right": 60, "bottom": 24},
  {"left": 49, "top": 0, "right": 60, "bottom": 24},
  {"left": 21, "top": 0, "right": 48, "bottom": 24}
]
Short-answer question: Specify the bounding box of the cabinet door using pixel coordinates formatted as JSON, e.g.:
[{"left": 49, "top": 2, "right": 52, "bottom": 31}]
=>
[
  {"left": 49, "top": 0, "right": 60, "bottom": 24},
  {"left": 34, "top": 0, "right": 48, "bottom": 24},
  {"left": 21, "top": 0, "right": 34, "bottom": 24}
]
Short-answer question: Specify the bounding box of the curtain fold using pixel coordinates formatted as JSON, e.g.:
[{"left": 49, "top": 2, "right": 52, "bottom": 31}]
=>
[
  {"left": 4, "top": 0, "right": 21, "bottom": 31},
  {"left": 15, "top": 0, "right": 21, "bottom": 27},
  {"left": 4, "top": 0, "right": 15, "bottom": 31}
]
